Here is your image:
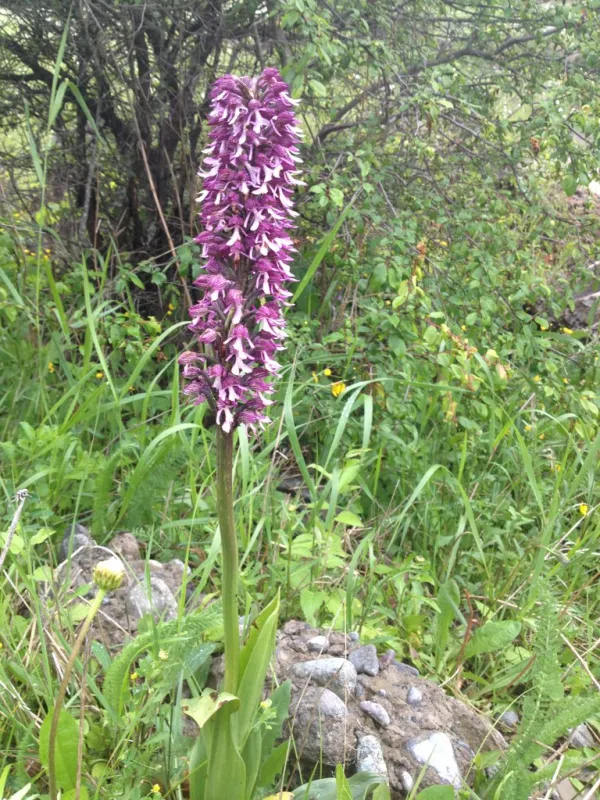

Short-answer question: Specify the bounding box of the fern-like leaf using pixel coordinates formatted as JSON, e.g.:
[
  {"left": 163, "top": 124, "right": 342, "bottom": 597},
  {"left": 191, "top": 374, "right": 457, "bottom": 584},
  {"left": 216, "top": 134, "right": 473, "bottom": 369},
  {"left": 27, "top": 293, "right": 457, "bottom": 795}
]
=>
[{"left": 103, "top": 603, "right": 221, "bottom": 717}]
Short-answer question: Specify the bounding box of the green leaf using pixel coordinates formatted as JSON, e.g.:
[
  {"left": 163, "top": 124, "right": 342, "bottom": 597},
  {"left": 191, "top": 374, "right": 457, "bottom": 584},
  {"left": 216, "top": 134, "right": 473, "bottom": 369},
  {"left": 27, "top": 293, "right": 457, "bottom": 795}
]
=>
[
  {"left": 235, "top": 594, "right": 280, "bottom": 747},
  {"left": 434, "top": 579, "right": 461, "bottom": 669},
  {"left": 335, "top": 764, "right": 353, "bottom": 800},
  {"left": 62, "top": 788, "right": 89, "bottom": 800},
  {"left": 300, "top": 588, "right": 328, "bottom": 625},
  {"left": 330, "top": 187, "right": 344, "bottom": 208},
  {"left": 372, "top": 785, "right": 391, "bottom": 800},
  {"left": 258, "top": 739, "right": 290, "bottom": 788},
  {"left": 416, "top": 787, "right": 455, "bottom": 799},
  {"left": 464, "top": 620, "right": 521, "bottom": 659},
  {"left": 335, "top": 510, "right": 363, "bottom": 527},
  {"left": 562, "top": 175, "right": 578, "bottom": 196},
  {"left": 309, "top": 79, "right": 327, "bottom": 97},
  {"left": 39, "top": 709, "right": 79, "bottom": 791},
  {"left": 204, "top": 702, "right": 246, "bottom": 800},
  {"left": 30, "top": 527, "right": 54, "bottom": 545},
  {"left": 182, "top": 690, "right": 240, "bottom": 729}
]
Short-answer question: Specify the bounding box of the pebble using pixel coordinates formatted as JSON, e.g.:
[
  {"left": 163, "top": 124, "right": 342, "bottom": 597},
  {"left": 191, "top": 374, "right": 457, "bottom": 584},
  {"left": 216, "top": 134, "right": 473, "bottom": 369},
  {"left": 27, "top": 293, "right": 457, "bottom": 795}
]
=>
[
  {"left": 499, "top": 709, "right": 520, "bottom": 729},
  {"left": 569, "top": 723, "right": 595, "bottom": 748},
  {"left": 291, "top": 657, "right": 357, "bottom": 699},
  {"left": 377, "top": 689, "right": 388, "bottom": 697},
  {"left": 400, "top": 770, "right": 414, "bottom": 792},
  {"left": 349, "top": 631, "right": 360, "bottom": 642},
  {"left": 317, "top": 688, "right": 347, "bottom": 719},
  {"left": 378, "top": 649, "right": 395, "bottom": 670},
  {"left": 407, "top": 687, "right": 422, "bottom": 705},
  {"left": 406, "top": 732, "right": 462, "bottom": 789},
  {"left": 349, "top": 644, "right": 379, "bottom": 676},
  {"left": 360, "top": 701, "right": 391, "bottom": 727},
  {"left": 393, "top": 660, "right": 419, "bottom": 677},
  {"left": 356, "top": 735, "right": 387, "bottom": 776},
  {"left": 307, "top": 635, "right": 330, "bottom": 654}
]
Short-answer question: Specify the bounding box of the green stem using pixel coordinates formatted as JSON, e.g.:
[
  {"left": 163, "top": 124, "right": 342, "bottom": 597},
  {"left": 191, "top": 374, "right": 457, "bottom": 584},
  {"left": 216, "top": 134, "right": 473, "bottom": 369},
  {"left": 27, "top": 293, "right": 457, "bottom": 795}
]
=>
[
  {"left": 48, "top": 587, "right": 106, "bottom": 800},
  {"left": 216, "top": 427, "right": 240, "bottom": 694}
]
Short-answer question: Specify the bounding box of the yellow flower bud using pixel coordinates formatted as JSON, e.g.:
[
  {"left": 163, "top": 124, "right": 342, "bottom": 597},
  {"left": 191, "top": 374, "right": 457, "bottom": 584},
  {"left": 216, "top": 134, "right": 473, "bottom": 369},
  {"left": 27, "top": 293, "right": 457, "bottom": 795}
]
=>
[
  {"left": 93, "top": 557, "right": 126, "bottom": 591},
  {"left": 323, "top": 368, "right": 332, "bottom": 376}
]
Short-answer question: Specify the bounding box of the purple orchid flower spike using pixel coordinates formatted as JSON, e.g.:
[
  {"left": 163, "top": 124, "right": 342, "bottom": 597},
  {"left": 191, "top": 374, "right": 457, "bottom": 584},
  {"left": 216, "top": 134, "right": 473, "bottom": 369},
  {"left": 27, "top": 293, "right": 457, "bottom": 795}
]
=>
[{"left": 181, "top": 68, "right": 303, "bottom": 432}]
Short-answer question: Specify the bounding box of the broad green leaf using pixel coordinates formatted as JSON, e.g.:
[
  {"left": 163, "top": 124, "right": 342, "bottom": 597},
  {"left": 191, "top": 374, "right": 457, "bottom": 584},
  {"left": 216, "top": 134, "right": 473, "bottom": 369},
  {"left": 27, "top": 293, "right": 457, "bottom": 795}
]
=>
[
  {"left": 309, "top": 79, "right": 327, "bottom": 97},
  {"left": 416, "top": 787, "right": 455, "bottom": 799},
  {"left": 258, "top": 740, "right": 290, "bottom": 788},
  {"left": 335, "top": 511, "right": 363, "bottom": 527},
  {"left": 181, "top": 690, "right": 239, "bottom": 729},
  {"left": 204, "top": 703, "right": 246, "bottom": 800},
  {"left": 30, "top": 527, "right": 54, "bottom": 545},
  {"left": 335, "top": 764, "right": 353, "bottom": 800},
  {"left": 62, "top": 788, "right": 89, "bottom": 800},
  {"left": 39, "top": 709, "right": 79, "bottom": 791},
  {"left": 243, "top": 725, "right": 263, "bottom": 798},
  {"left": 236, "top": 594, "right": 280, "bottom": 747},
  {"left": 300, "top": 588, "right": 327, "bottom": 625},
  {"left": 464, "top": 620, "right": 521, "bottom": 659}
]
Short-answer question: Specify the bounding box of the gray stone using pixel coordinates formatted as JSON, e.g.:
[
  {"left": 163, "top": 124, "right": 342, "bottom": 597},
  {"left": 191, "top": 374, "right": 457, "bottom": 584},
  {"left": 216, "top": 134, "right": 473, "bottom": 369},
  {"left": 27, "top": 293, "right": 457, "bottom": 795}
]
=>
[
  {"left": 291, "top": 686, "right": 356, "bottom": 765},
  {"left": 407, "top": 687, "right": 423, "bottom": 705},
  {"left": 499, "top": 709, "right": 520, "bottom": 729},
  {"left": 126, "top": 576, "right": 177, "bottom": 624},
  {"left": 393, "top": 660, "right": 420, "bottom": 676},
  {"left": 290, "top": 657, "right": 357, "bottom": 699},
  {"left": 360, "top": 701, "right": 390, "bottom": 727},
  {"left": 400, "top": 770, "right": 414, "bottom": 792},
  {"left": 108, "top": 532, "right": 141, "bottom": 561},
  {"left": 569, "top": 723, "right": 595, "bottom": 748},
  {"left": 406, "top": 732, "right": 462, "bottom": 789},
  {"left": 59, "top": 524, "right": 94, "bottom": 561},
  {"left": 349, "top": 644, "right": 379, "bottom": 677},
  {"left": 378, "top": 649, "right": 395, "bottom": 670},
  {"left": 355, "top": 681, "right": 366, "bottom": 699},
  {"left": 307, "top": 635, "right": 330, "bottom": 654},
  {"left": 356, "top": 735, "right": 387, "bottom": 776},
  {"left": 377, "top": 689, "right": 388, "bottom": 697},
  {"left": 349, "top": 631, "right": 360, "bottom": 642},
  {"left": 318, "top": 688, "right": 347, "bottom": 719}
]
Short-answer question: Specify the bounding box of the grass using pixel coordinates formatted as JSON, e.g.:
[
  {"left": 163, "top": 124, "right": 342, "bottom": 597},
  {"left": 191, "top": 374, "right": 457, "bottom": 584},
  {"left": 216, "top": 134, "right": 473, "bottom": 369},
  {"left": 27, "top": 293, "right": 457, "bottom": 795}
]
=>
[{"left": 0, "top": 35, "right": 599, "bottom": 799}]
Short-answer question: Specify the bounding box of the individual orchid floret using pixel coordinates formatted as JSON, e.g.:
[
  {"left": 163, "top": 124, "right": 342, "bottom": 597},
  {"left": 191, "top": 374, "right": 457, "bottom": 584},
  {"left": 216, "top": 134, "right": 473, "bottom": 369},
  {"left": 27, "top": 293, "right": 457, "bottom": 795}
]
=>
[{"left": 180, "top": 68, "right": 303, "bottom": 432}]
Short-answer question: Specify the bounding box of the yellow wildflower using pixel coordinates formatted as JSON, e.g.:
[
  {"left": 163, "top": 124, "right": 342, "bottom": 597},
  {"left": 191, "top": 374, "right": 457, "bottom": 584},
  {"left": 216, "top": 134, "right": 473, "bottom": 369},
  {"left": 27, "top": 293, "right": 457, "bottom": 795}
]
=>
[
  {"left": 534, "top": 375, "right": 541, "bottom": 383},
  {"left": 539, "top": 433, "right": 545, "bottom": 440},
  {"left": 553, "top": 464, "right": 561, "bottom": 472},
  {"left": 540, "top": 325, "right": 548, "bottom": 331},
  {"left": 323, "top": 368, "right": 332, "bottom": 377},
  {"left": 579, "top": 504, "right": 589, "bottom": 516},
  {"left": 260, "top": 699, "right": 272, "bottom": 709},
  {"left": 151, "top": 785, "right": 161, "bottom": 795},
  {"left": 439, "top": 240, "right": 448, "bottom": 247},
  {"left": 311, "top": 371, "right": 318, "bottom": 383},
  {"left": 130, "top": 671, "right": 138, "bottom": 681},
  {"left": 168, "top": 302, "right": 175, "bottom": 311},
  {"left": 461, "top": 325, "right": 467, "bottom": 331},
  {"left": 524, "top": 424, "right": 532, "bottom": 432},
  {"left": 129, "top": 386, "right": 136, "bottom": 393},
  {"left": 385, "top": 300, "right": 391, "bottom": 306},
  {"left": 95, "top": 371, "right": 104, "bottom": 379},
  {"left": 48, "top": 362, "right": 55, "bottom": 373},
  {"left": 561, "top": 327, "right": 573, "bottom": 335},
  {"left": 331, "top": 381, "right": 346, "bottom": 398},
  {"left": 563, "top": 378, "right": 569, "bottom": 384}
]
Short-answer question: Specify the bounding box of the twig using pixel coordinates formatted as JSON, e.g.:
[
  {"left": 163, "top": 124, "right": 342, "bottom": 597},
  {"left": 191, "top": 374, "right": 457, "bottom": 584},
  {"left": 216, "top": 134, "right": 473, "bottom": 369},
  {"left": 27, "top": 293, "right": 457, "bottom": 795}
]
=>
[
  {"left": 0, "top": 489, "right": 30, "bottom": 573},
  {"left": 560, "top": 633, "right": 600, "bottom": 692}
]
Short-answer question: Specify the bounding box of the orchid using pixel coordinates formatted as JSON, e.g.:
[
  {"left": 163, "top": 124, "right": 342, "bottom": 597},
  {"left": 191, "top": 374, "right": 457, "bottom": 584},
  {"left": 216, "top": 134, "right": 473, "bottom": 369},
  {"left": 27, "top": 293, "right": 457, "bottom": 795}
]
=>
[{"left": 181, "top": 67, "right": 303, "bottom": 434}]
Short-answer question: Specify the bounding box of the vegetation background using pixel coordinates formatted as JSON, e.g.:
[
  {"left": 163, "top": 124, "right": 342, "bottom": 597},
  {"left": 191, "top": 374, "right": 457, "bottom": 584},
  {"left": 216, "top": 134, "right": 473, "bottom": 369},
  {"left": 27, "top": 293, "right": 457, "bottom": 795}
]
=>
[{"left": 0, "top": 0, "right": 599, "bottom": 797}]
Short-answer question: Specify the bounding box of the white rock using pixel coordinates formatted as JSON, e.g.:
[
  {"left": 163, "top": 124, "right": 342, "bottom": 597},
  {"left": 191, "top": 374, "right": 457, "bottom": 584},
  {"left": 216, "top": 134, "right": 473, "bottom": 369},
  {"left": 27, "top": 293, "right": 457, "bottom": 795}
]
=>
[
  {"left": 356, "top": 735, "right": 387, "bottom": 776},
  {"left": 400, "top": 770, "right": 414, "bottom": 791},
  {"left": 360, "top": 701, "right": 390, "bottom": 727},
  {"left": 407, "top": 687, "right": 422, "bottom": 705},
  {"left": 407, "top": 732, "right": 462, "bottom": 789},
  {"left": 307, "top": 635, "right": 330, "bottom": 654}
]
